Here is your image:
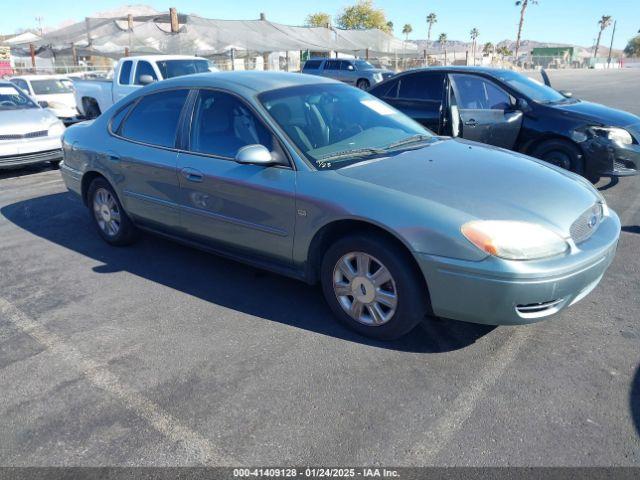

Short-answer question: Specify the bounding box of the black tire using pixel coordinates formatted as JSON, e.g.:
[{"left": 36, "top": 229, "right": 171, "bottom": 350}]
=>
[
  {"left": 320, "top": 234, "right": 429, "bottom": 340},
  {"left": 356, "top": 79, "right": 370, "bottom": 90},
  {"left": 531, "top": 139, "right": 596, "bottom": 179},
  {"left": 50, "top": 160, "right": 61, "bottom": 169},
  {"left": 87, "top": 177, "right": 138, "bottom": 246}
]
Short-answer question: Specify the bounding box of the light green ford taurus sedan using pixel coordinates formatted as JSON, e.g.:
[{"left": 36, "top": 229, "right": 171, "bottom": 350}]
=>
[{"left": 60, "top": 72, "right": 620, "bottom": 340}]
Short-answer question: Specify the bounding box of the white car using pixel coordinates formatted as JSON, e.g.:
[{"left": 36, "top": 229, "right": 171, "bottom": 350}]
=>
[
  {"left": 9, "top": 75, "right": 78, "bottom": 123},
  {"left": 0, "top": 82, "right": 65, "bottom": 169}
]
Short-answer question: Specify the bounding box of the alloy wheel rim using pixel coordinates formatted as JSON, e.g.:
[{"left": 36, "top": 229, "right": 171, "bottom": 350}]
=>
[
  {"left": 332, "top": 251, "right": 398, "bottom": 326},
  {"left": 93, "top": 188, "right": 121, "bottom": 237}
]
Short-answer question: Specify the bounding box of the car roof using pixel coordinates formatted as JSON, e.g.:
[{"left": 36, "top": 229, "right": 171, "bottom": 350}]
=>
[
  {"left": 399, "top": 66, "right": 518, "bottom": 77},
  {"left": 9, "top": 74, "right": 71, "bottom": 81},
  {"left": 122, "top": 55, "right": 208, "bottom": 62},
  {"left": 149, "top": 71, "right": 338, "bottom": 94}
]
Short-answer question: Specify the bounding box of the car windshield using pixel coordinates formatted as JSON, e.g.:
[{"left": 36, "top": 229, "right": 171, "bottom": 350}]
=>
[
  {"left": 0, "top": 84, "right": 38, "bottom": 110},
  {"left": 30, "top": 79, "right": 73, "bottom": 95},
  {"left": 156, "top": 59, "right": 211, "bottom": 79},
  {"left": 354, "top": 60, "right": 375, "bottom": 70},
  {"left": 495, "top": 70, "right": 568, "bottom": 104},
  {"left": 259, "top": 83, "right": 433, "bottom": 169}
]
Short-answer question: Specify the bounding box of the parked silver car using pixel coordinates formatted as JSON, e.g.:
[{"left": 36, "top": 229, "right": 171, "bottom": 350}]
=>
[
  {"left": 302, "top": 58, "right": 394, "bottom": 89},
  {"left": 60, "top": 72, "right": 620, "bottom": 340},
  {"left": 0, "top": 81, "right": 65, "bottom": 169}
]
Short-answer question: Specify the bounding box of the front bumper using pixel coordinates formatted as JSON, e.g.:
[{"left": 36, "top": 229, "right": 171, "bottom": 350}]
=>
[
  {"left": 583, "top": 138, "right": 640, "bottom": 177},
  {"left": 416, "top": 211, "right": 620, "bottom": 325},
  {"left": 0, "top": 148, "right": 63, "bottom": 169}
]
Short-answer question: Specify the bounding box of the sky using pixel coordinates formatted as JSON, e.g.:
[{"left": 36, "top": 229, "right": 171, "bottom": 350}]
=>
[{"left": 3, "top": 0, "right": 639, "bottom": 50}]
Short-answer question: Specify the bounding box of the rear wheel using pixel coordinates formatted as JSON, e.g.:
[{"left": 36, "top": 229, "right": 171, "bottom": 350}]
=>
[
  {"left": 320, "top": 234, "right": 429, "bottom": 340},
  {"left": 356, "top": 79, "right": 370, "bottom": 90},
  {"left": 83, "top": 98, "right": 101, "bottom": 119},
  {"left": 532, "top": 139, "right": 599, "bottom": 182},
  {"left": 87, "top": 178, "right": 137, "bottom": 246}
]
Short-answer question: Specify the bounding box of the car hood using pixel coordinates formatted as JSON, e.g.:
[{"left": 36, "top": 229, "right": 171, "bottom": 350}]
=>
[
  {"left": 335, "top": 138, "right": 600, "bottom": 234},
  {"left": 547, "top": 99, "right": 640, "bottom": 130},
  {"left": 367, "top": 68, "right": 394, "bottom": 76},
  {"left": 36, "top": 93, "right": 76, "bottom": 109},
  {"left": 0, "top": 108, "right": 59, "bottom": 135}
]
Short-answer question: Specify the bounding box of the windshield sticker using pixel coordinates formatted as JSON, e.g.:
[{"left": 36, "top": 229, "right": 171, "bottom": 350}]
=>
[
  {"left": 0, "top": 87, "right": 18, "bottom": 95},
  {"left": 360, "top": 99, "right": 395, "bottom": 116}
]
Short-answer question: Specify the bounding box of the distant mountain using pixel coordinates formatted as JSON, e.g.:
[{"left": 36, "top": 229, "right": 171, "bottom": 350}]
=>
[{"left": 409, "top": 38, "right": 622, "bottom": 58}]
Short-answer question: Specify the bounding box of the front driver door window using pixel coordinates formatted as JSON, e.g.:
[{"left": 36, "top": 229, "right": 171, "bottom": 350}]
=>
[
  {"left": 176, "top": 89, "right": 296, "bottom": 262},
  {"left": 449, "top": 73, "right": 523, "bottom": 149}
]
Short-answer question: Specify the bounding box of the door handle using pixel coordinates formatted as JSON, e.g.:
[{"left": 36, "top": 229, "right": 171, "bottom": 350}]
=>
[
  {"left": 108, "top": 154, "right": 120, "bottom": 162},
  {"left": 180, "top": 167, "right": 204, "bottom": 183},
  {"left": 464, "top": 119, "right": 478, "bottom": 127}
]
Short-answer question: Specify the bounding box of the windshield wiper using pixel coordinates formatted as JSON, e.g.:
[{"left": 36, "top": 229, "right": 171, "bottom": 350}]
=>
[
  {"left": 382, "top": 134, "right": 432, "bottom": 151},
  {"left": 316, "top": 147, "right": 386, "bottom": 163}
]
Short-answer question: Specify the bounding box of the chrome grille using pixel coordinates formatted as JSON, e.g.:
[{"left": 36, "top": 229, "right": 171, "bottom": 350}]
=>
[
  {"left": 570, "top": 203, "right": 603, "bottom": 244},
  {"left": 0, "top": 130, "right": 48, "bottom": 140}
]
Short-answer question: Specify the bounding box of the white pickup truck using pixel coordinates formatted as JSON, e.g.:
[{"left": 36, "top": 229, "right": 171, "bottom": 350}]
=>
[{"left": 74, "top": 55, "right": 212, "bottom": 118}]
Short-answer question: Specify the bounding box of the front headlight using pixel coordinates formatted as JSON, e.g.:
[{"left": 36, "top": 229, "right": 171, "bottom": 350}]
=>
[
  {"left": 589, "top": 126, "right": 633, "bottom": 145},
  {"left": 373, "top": 73, "right": 383, "bottom": 82},
  {"left": 48, "top": 121, "right": 66, "bottom": 137},
  {"left": 461, "top": 220, "right": 569, "bottom": 260},
  {"left": 46, "top": 101, "right": 70, "bottom": 110}
]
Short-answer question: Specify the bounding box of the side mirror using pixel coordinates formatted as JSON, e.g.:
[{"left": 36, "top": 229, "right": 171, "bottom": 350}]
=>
[
  {"left": 235, "top": 144, "right": 275, "bottom": 166},
  {"left": 511, "top": 97, "right": 529, "bottom": 112},
  {"left": 139, "top": 75, "right": 156, "bottom": 85},
  {"left": 559, "top": 90, "right": 573, "bottom": 98},
  {"left": 37, "top": 100, "right": 49, "bottom": 108}
]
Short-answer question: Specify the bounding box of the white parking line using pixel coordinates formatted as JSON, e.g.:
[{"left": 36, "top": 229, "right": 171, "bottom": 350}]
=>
[
  {"left": 0, "top": 297, "right": 233, "bottom": 466},
  {"left": 406, "top": 326, "right": 533, "bottom": 463}
]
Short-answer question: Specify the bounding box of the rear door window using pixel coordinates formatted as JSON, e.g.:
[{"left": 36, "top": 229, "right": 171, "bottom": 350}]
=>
[
  {"left": 118, "top": 61, "right": 133, "bottom": 85},
  {"left": 119, "top": 89, "right": 189, "bottom": 148},
  {"left": 325, "top": 60, "right": 340, "bottom": 70},
  {"left": 397, "top": 73, "right": 445, "bottom": 102}
]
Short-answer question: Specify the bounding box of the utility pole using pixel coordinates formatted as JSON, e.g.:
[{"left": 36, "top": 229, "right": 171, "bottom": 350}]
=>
[
  {"left": 169, "top": 8, "right": 179, "bottom": 33},
  {"left": 607, "top": 20, "right": 617, "bottom": 68},
  {"left": 35, "top": 16, "right": 43, "bottom": 36}
]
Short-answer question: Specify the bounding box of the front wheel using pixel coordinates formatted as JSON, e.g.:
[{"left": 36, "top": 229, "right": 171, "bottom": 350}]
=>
[
  {"left": 320, "top": 235, "right": 429, "bottom": 340},
  {"left": 532, "top": 139, "right": 599, "bottom": 183}
]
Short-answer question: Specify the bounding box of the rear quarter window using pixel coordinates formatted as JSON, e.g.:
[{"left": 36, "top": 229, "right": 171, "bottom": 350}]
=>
[{"left": 303, "top": 60, "right": 322, "bottom": 70}]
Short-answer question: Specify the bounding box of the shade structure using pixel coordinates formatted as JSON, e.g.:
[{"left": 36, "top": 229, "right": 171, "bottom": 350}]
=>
[{"left": 7, "top": 12, "right": 417, "bottom": 59}]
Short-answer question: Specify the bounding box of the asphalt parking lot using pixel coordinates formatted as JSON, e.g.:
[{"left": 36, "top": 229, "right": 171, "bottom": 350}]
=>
[{"left": 0, "top": 69, "right": 639, "bottom": 467}]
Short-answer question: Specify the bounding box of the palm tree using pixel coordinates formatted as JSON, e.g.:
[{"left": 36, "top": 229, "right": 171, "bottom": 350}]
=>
[
  {"left": 402, "top": 24, "right": 413, "bottom": 41},
  {"left": 426, "top": 13, "right": 437, "bottom": 42},
  {"left": 470, "top": 28, "right": 479, "bottom": 65},
  {"left": 514, "top": 0, "right": 538, "bottom": 63},
  {"left": 497, "top": 45, "right": 513, "bottom": 61},
  {"left": 438, "top": 32, "right": 448, "bottom": 65},
  {"left": 593, "top": 15, "right": 613, "bottom": 59},
  {"left": 483, "top": 42, "right": 494, "bottom": 56}
]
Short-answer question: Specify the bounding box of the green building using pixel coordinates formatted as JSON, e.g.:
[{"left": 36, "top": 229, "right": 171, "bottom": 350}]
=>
[{"left": 531, "top": 46, "right": 579, "bottom": 68}]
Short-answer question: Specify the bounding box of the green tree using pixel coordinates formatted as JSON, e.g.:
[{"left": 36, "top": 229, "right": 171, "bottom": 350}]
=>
[
  {"left": 426, "top": 13, "right": 437, "bottom": 42},
  {"left": 336, "top": 1, "right": 392, "bottom": 33},
  {"left": 482, "top": 41, "right": 494, "bottom": 55},
  {"left": 438, "top": 32, "right": 448, "bottom": 64},
  {"left": 593, "top": 15, "right": 613, "bottom": 59},
  {"left": 470, "top": 28, "right": 479, "bottom": 65},
  {"left": 514, "top": 0, "right": 538, "bottom": 61},
  {"left": 386, "top": 21, "right": 394, "bottom": 31},
  {"left": 497, "top": 45, "right": 513, "bottom": 60},
  {"left": 402, "top": 23, "right": 413, "bottom": 41},
  {"left": 624, "top": 35, "right": 640, "bottom": 56},
  {"left": 305, "top": 12, "right": 332, "bottom": 27}
]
